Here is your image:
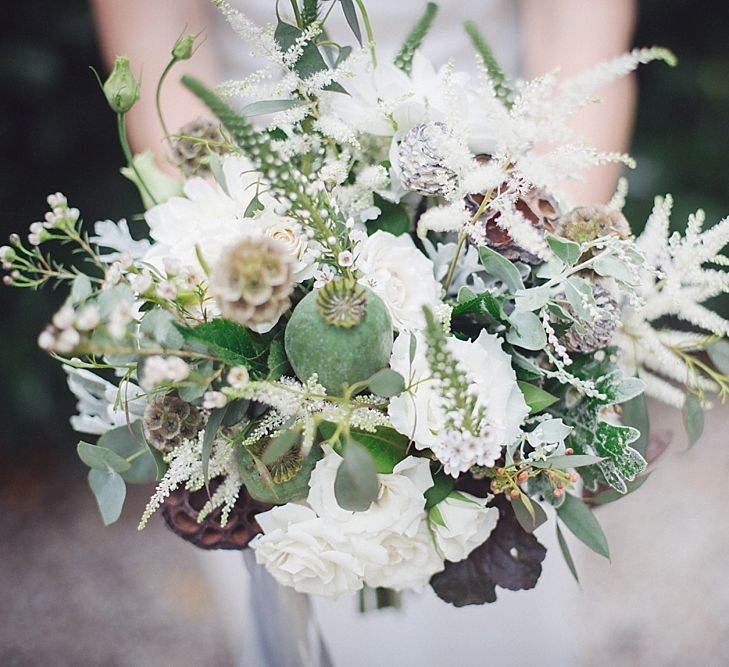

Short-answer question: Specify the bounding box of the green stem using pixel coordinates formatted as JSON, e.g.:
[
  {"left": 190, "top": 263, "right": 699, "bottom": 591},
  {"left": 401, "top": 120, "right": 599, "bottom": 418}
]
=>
[
  {"left": 117, "top": 113, "right": 158, "bottom": 206},
  {"left": 290, "top": 0, "right": 303, "bottom": 27},
  {"left": 354, "top": 0, "right": 377, "bottom": 66},
  {"left": 155, "top": 58, "right": 177, "bottom": 151},
  {"left": 442, "top": 189, "right": 493, "bottom": 293}
]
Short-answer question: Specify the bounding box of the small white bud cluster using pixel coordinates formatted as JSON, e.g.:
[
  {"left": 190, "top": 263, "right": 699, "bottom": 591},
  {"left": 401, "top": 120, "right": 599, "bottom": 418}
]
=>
[
  {"left": 140, "top": 356, "right": 190, "bottom": 391},
  {"left": 28, "top": 193, "right": 80, "bottom": 245},
  {"left": 37, "top": 301, "right": 99, "bottom": 354}
]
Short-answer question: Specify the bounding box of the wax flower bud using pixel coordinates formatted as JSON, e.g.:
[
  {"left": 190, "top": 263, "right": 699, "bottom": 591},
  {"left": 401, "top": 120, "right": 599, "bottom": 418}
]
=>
[
  {"left": 172, "top": 33, "right": 196, "bottom": 61},
  {"left": 103, "top": 56, "right": 140, "bottom": 114}
]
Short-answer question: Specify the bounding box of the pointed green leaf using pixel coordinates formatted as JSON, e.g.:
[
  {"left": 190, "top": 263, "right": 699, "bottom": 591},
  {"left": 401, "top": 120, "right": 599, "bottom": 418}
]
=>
[
  {"left": 588, "top": 473, "right": 651, "bottom": 506},
  {"left": 512, "top": 494, "right": 548, "bottom": 533},
  {"left": 556, "top": 492, "right": 610, "bottom": 559},
  {"left": 556, "top": 523, "right": 580, "bottom": 585},
  {"left": 334, "top": 439, "right": 379, "bottom": 511},
  {"left": 424, "top": 473, "right": 455, "bottom": 509},
  {"left": 518, "top": 381, "right": 558, "bottom": 413},
  {"left": 339, "top": 0, "right": 362, "bottom": 44},
  {"left": 682, "top": 393, "right": 704, "bottom": 447},
  {"left": 88, "top": 469, "right": 126, "bottom": 526},
  {"left": 240, "top": 99, "right": 309, "bottom": 117},
  {"left": 514, "top": 286, "right": 550, "bottom": 312},
  {"left": 369, "top": 194, "right": 410, "bottom": 236},
  {"left": 621, "top": 393, "right": 650, "bottom": 456},
  {"left": 202, "top": 406, "right": 227, "bottom": 487}
]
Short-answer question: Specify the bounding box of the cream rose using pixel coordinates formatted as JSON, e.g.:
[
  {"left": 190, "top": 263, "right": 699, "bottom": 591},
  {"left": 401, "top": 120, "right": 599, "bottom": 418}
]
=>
[
  {"left": 307, "top": 448, "right": 433, "bottom": 538},
  {"left": 251, "top": 504, "right": 387, "bottom": 598},
  {"left": 355, "top": 230, "right": 442, "bottom": 331},
  {"left": 430, "top": 492, "right": 498, "bottom": 562}
]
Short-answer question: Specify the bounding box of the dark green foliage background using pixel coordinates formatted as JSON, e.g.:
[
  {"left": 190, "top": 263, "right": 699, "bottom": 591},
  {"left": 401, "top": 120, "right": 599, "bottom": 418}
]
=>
[{"left": 0, "top": 0, "right": 726, "bottom": 460}]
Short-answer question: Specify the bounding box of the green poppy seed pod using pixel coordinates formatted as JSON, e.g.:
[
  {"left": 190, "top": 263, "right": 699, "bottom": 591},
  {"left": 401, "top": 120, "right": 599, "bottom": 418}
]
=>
[
  {"left": 103, "top": 56, "right": 140, "bottom": 113},
  {"left": 172, "top": 33, "right": 196, "bottom": 61}
]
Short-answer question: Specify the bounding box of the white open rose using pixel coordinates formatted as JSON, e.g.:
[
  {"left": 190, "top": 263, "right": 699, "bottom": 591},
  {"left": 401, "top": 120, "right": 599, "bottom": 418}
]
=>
[
  {"left": 251, "top": 504, "right": 388, "bottom": 598},
  {"left": 355, "top": 230, "right": 442, "bottom": 331},
  {"left": 363, "top": 523, "right": 444, "bottom": 592},
  {"left": 388, "top": 329, "right": 530, "bottom": 475},
  {"left": 430, "top": 492, "right": 498, "bottom": 562},
  {"left": 307, "top": 447, "right": 433, "bottom": 538}
]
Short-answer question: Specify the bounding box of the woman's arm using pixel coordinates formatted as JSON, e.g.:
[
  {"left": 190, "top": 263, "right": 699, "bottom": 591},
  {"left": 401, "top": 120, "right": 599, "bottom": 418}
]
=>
[
  {"left": 521, "top": 0, "right": 638, "bottom": 204},
  {"left": 90, "top": 0, "right": 220, "bottom": 162}
]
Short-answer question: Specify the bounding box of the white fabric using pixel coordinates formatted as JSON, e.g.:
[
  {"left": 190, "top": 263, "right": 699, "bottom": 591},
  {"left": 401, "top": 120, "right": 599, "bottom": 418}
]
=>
[{"left": 208, "top": 0, "right": 522, "bottom": 80}]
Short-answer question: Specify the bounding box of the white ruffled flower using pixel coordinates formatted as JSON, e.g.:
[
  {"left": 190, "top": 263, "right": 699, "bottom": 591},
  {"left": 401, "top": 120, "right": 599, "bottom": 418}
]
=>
[
  {"left": 143, "top": 155, "right": 315, "bottom": 282},
  {"left": 251, "top": 504, "right": 387, "bottom": 597},
  {"left": 388, "top": 331, "right": 529, "bottom": 474},
  {"left": 307, "top": 448, "right": 433, "bottom": 538},
  {"left": 430, "top": 492, "right": 498, "bottom": 562},
  {"left": 363, "top": 522, "right": 444, "bottom": 592},
  {"left": 355, "top": 230, "right": 442, "bottom": 331}
]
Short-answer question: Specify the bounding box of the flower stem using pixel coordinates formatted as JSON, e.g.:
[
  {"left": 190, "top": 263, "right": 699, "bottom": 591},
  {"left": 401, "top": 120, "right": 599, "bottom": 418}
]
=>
[
  {"left": 117, "top": 113, "right": 158, "bottom": 206},
  {"left": 155, "top": 58, "right": 177, "bottom": 151},
  {"left": 354, "top": 0, "right": 377, "bottom": 66},
  {"left": 442, "top": 189, "right": 493, "bottom": 293}
]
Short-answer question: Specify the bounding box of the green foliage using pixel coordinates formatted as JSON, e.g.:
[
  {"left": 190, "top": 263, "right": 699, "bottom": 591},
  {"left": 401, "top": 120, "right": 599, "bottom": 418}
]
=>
[
  {"left": 237, "top": 442, "right": 323, "bottom": 504},
  {"left": 620, "top": 393, "right": 651, "bottom": 456},
  {"left": 88, "top": 468, "right": 126, "bottom": 526},
  {"left": 478, "top": 246, "right": 524, "bottom": 292},
  {"left": 77, "top": 440, "right": 130, "bottom": 473},
  {"left": 97, "top": 420, "right": 163, "bottom": 483},
  {"left": 266, "top": 333, "right": 291, "bottom": 380},
  {"left": 506, "top": 311, "right": 547, "bottom": 351},
  {"left": 463, "top": 20, "right": 512, "bottom": 107},
  {"left": 556, "top": 493, "right": 610, "bottom": 559},
  {"left": 334, "top": 438, "right": 379, "bottom": 510},
  {"left": 512, "top": 494, "right": 548, "bottom": 533},
  {"left": 240, "top": 99, "right": 310, "bottom": 117},
  {"left": 594, "top": 422, "right": 647, "bottom": 494},
  {"left": 319, "top": 422, "right": 408, "bottom": 473},
  {"left": 452, "top": 287, "right": 507, "bottom": 322},
  {"left": 393, "top": 2, "right": 439, "bottom": 74},
  {"left": 202, "top": 406, "right": 228, "bottom": 487},
  {"left": 302, "top": 0, "right": 320, "bottom": 28},
  {"left": 556, "top": 524, "right": 580, "bottom": 585},
  {"left": 682, "top": 393, "right": 705, "bottom": 447},
  {"left": 424, "top": 473, "right": 455, "bottom": 509},
  {"left": 368, "top": 195, "right": 410, "bottom": 236},
  {"left": 181, "top": 319, "right": 269, "bottom": 378},
  {"left": 517, "top": 381, "right": 558, "bottom": 413},
  {"left": 367, "top": 368, "right": 406, "bottom": 397},
  {"left": 547, "top": 234, "right": 581, "bottom": 265},
  {"left": 140, "top": 308, "right": 184, "bottom": 349},
  {"left": 338, "top": 0, "right": 362, "bottom": 45},
  {"left": 707, "top": 339, "right": 729, "bottom": 375},
  {"left": 588, "top": 474, "right": 651, "bottom": 506}
]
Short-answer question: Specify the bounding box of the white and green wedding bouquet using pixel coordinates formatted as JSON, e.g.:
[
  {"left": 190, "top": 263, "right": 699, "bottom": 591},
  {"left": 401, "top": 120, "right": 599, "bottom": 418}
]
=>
[{"left": 5, "top": 0, "right": 729, "bottom": 606}]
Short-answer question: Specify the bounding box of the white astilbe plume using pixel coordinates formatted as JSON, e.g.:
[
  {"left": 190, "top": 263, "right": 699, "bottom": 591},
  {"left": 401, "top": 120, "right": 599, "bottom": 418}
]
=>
[
  {"left": 609, "top": 177, "right": 630, "bottom": 212},
  {"left": 212, "top": 0, "right": 282, "bottom": 62},
  {"left": 138, "top": 432, "right": 239, "bottom": 530},
  {"left": 618, "top": 195, "right": 729, "bottom": 403}
]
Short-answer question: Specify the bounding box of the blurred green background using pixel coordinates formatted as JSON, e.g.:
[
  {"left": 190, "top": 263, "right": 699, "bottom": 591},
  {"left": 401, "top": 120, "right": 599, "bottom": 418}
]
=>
[{"left": 0, "top": 0, "right": 727, "bottom": 464}]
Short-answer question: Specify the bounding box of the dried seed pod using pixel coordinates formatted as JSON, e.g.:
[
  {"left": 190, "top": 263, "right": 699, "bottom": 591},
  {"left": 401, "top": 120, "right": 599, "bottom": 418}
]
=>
[
  {"left": 559, "top": 283, "right": 619, "bottom": 354},
  {"left": 558, "top": 205, "right": 631, "bottom": 244},
  {"left": 173, "top": 116, "right": 227, "bottom": 177},
  {"left": 143, "top": 394, "right": 203, "bottom": 453}
]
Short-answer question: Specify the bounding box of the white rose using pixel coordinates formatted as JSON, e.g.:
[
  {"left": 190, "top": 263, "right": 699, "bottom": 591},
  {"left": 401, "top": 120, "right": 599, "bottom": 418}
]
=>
[
  {"left": 363, "top": 522, "right": 444, "bottom": 592},
  {"left": 255, "top": 210, "right": 317, "bottom": 282},
  {"left": 355, "top": 230, "right": 442, "bottom": 331},
  {"left": 307, "top": 447, "right": 433, "bottom": 538},
  {"left": 251, "top": 504, "right": 387, "bottom": 598},
  {"left": 388, "top": 329, "right": 529, "bottom": 473},
  {"left": 430, "top": 492, "right": 498, "bottom": 562}
]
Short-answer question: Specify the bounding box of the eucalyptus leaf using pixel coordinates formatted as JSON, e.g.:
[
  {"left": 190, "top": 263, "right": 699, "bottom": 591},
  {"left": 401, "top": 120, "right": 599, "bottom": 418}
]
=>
[
  {"left": 563, "top": 277, "right": 596, "bottom": 322},
  {"left": 97, "top": 420, "right": 160, "bottom": 483},
  {"left": 556, "top": 492, "right": 610, "bottom": 559},
  {"left": 334, "top": 439, "right": 379, "bottom": 511},
  {"left": 241, "top": 99, "right": 310, "bottom": 117},
  {"left": 707, "top": 339, "right": 729, "bottom": 375},
  {"left": 367, "top": 368, "right": 406, "bottom": 397},
  {"left": 506, "top": 311, "right": 547, "bottom": 351},
  {"left": 682, "top": 393, "right": 704, "bottom": 448},
  {"left": 88, "top": 469, "right": 126, "bottom": 526},
  {"left": 479, "top": 246, "right": 524, "bottom": 292},
  {"left": 140, "top": 308, "right": 184, "bottom": 349},
  {"left": 547, "top": 234, "right": 581, "bottom": 265},
  {"left": 77, "top": 441, "right": 131, "bottom": 473}
]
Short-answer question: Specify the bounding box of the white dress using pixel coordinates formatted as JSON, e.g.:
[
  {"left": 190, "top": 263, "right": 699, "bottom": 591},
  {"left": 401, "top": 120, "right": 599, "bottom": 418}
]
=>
[{"left": 201, "top": 2, "right": 582, "bottom": 665}]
